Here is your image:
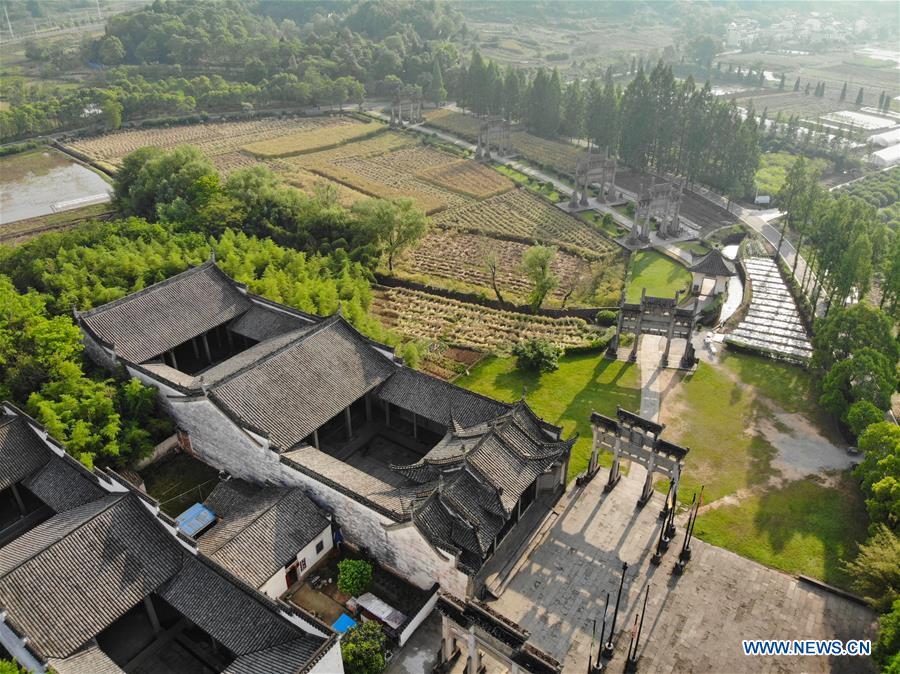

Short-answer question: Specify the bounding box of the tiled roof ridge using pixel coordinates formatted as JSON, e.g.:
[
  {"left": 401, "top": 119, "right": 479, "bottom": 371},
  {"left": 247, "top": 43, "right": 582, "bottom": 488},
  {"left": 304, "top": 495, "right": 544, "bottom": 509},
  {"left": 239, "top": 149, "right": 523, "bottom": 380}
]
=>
[
  {"left": 183, "top": 552, "right": 336, "bottom": 646},
  {"left": 79, "top": 260, "right": 236, "bottom": 318},
  {"left": 208, "top": 314, "right": 344, "bottom": 391},
  {"left": 0, "top": 493, "right": 125, "bottom": 579},
  {"left": 202, "top": 485, "right": 291, "bottom": 555},
  {"left": 386, "top": 364, "right": 516, "bottom": 415},
  {"left": 458, "top": 461, "right": 506, "bottom": 515}
]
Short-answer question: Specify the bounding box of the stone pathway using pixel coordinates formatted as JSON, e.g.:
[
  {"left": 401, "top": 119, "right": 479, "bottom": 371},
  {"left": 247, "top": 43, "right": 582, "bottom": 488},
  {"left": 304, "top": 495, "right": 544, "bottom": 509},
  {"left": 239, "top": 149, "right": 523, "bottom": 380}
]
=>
[
  {"left": 638, "top": 335, "right": 664, "bottom": 423},
  {"left": 490, "top": 463, "right": 876, "bottom": 674}
]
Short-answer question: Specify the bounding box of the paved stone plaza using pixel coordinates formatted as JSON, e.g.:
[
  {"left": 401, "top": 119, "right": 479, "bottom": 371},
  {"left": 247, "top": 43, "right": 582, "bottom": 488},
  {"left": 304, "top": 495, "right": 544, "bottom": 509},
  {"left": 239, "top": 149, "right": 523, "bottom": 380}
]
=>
[{"left": 490, "top": 463, "right": 876, "bottom": 674}]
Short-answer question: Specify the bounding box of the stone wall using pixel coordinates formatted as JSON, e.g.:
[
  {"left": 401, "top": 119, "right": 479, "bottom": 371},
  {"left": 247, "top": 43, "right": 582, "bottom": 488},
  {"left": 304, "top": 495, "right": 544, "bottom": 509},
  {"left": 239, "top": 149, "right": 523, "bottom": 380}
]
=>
[{"left": 276, "top": 462, "right": 470, "bottom": 598}]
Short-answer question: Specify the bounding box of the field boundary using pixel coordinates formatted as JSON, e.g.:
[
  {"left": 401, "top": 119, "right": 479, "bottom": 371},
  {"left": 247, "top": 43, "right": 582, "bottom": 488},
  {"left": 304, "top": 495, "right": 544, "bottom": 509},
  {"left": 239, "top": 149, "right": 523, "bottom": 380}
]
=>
[
  {"left": 242, "top": 122, "right": 388, "bottom": 159},
  {"left": 375, "top": 274, "right": 607, "bottom": 321}
]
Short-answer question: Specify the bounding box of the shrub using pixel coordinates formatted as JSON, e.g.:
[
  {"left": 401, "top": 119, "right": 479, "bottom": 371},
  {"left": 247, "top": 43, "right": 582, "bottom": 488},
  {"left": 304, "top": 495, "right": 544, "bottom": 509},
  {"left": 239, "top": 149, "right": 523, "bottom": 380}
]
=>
[
  {"left": 874, "top": 599, "right": 900, "bottom": 672},
  {"left": 512, "top": 337, "right": 562, "bottom": 372},
  {"left": 337, "top": 559, "right": 373, "bottom": 597},
  {"left": 847, "top": 400, "right": 885, "bottom": 440},
  {"left": 341, "top": 621, "right": 387, "bottom": 674},
  {"left": 843, "top": 525, "right": 900, "bottom": 613},
  {"left": 596, "top": 309, "right": 618, "bottom": 326}
]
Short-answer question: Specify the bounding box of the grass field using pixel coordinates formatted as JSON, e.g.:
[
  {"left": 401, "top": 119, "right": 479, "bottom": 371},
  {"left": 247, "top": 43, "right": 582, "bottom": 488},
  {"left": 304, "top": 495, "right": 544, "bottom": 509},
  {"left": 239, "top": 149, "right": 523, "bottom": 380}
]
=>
[
  {"left": 625, "top": 250, "right": 691, "bottom": 302},
  {"left": 662, "top": 351, "right": 825, "bottom": 503},
  {"left": 694, "top": 473, "right": 867, "bottom": 589},
  {"left": 457, "top": 353, "right": 642, "bottom": 480},
  {"left": 755, "top": 152, "right": 831, "bottom": 196}
]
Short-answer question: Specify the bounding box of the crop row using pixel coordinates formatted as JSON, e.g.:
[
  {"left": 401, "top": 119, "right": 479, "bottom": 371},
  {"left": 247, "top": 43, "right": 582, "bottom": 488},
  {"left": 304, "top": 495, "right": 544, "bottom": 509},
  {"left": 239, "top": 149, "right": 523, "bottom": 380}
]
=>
[
  {"left": 372, "top": 286, "right": 600, "bottom": 353},
  {"left": 416, "top": 160, "right": 513, "bottom": 199},
  {"left": 433, "top": 188, "right": 619, "bottom": 254},
  {"left": 242, "top": 120, "right": 384, "bottom": 157},
  {"left": 69, "top": 116, "right": 344, "bottom": 164},
  {"left": 397, "top": 230, "right": 589, "bottom": 300}
]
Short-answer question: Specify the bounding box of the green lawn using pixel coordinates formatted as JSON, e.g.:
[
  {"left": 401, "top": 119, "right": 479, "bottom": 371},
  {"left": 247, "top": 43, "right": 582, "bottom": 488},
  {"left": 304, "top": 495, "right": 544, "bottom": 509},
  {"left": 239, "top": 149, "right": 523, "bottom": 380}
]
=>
[
  {"left": 663, "top": 351, "right": 826, "bottom": 504},
  {"left": 694, "top": 473, "right": 868, "bottom": 590},
  {"left": 625, "top": 250, "right": 691, "bottom": 302},
  {"left": 456, "top": 352, "right": 641, "bottom": 479}
]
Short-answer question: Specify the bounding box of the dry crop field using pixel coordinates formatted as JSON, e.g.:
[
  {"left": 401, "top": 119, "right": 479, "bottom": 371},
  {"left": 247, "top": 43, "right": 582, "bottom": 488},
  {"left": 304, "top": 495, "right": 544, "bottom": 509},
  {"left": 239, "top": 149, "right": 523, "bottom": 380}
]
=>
[
  {"left": 67, "top": 116, "right": 351, "bottom": 171},
  {"left": 433, "top": 188, "right": 619, "bottom": 255},
  {"left": 243, "top": 119, "right": 384, "bottom": 157},
  {"left": 395, "top": 230, "right": 592, "bottom": 303},
  {"left": 424, "top": 109, "right": 582, "bottom": 175},
  {"left": 289, "top": 134, "right": 514, "bottom": 215},
  {"left": 372, "top": 286, "right": 601, "bottom": 353}
]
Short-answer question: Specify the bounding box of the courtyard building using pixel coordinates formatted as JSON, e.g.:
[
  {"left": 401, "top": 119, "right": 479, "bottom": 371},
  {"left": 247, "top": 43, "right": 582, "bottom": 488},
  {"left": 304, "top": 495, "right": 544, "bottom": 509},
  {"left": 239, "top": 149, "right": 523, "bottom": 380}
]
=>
[
  {"left": 76, "top": 260, "right": 573, "bottom": 599},
  {"left": 0, "top": 402, "right": 343, "bottom": 674}
]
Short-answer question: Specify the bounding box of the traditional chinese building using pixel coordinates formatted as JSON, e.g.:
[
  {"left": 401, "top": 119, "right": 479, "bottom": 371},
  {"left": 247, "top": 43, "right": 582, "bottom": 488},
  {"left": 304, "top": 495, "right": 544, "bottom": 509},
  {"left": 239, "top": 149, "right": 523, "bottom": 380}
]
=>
[
  {"left": 0, "top": 402, "right": 342, "bottom": 674},
  {"left": 688, "top": 248, "right": 737, "bottom": 298},
  {"left": 76, "top": 261, "right": 573, "bottom": 598}
]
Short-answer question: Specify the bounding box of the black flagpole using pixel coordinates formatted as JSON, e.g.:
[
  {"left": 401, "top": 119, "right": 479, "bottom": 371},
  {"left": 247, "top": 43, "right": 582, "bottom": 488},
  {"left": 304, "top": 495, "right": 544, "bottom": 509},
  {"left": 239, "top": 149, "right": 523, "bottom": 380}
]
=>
[
  {"left": 597, "top": 591, "right": 610, "bottom": 666},
  {"left": 602, "top": 562, "right": 627, "bottom": 658},
  {"left": 588, "top": 618, "right": 596, "bottom": 674}
]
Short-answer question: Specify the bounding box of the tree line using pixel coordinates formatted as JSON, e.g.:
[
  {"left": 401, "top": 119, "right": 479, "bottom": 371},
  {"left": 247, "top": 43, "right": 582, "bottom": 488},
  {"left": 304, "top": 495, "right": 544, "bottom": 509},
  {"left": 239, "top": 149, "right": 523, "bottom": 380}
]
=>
[
  {"left": 1, "top": 0, "right": 466, "bottom": 140},
  {"left": 456, "top": 52, "right": 761, "bottom": 199}
]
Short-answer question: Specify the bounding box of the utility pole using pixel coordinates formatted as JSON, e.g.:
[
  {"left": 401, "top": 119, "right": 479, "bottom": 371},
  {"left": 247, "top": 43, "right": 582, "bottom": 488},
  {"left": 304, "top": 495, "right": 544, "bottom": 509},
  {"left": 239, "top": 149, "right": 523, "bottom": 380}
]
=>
[
  {"left": 95, "top": 0, "right": 103, "bottom": 22},
  {"left": 4, "top": 4, "right": 15, "bottom": 42}
]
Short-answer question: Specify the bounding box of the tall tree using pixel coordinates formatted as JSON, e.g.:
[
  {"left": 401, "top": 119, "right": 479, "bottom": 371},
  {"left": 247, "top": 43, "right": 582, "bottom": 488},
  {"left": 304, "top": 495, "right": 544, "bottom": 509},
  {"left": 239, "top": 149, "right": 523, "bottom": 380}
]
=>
[
  {"left": 521, "top": 245, "right": 558, "bottom": 311},
  {"left": 427, "top": 59, "right": 446, "bottom": 107}
]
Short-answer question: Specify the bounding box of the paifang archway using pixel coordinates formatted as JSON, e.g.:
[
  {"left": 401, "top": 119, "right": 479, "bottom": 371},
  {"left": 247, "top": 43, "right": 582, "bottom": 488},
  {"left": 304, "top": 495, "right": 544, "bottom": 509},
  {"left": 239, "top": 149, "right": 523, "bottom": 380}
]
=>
[
  {"left": 606, "top": 289, "right": 699, "bottom": 369},
  {"left": 589, "top": 407, "right": 689, "bottom": 508}
]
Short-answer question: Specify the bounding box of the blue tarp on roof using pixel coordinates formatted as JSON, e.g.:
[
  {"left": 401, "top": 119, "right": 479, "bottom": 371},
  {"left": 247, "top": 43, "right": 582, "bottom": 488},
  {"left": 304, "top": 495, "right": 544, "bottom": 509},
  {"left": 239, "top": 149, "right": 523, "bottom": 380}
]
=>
[
  {"left": 176, "top": 503, "right": 216, "bottom": 537},
  {"left": 332, "top": 613, "right": 357, "bottom": 633}
]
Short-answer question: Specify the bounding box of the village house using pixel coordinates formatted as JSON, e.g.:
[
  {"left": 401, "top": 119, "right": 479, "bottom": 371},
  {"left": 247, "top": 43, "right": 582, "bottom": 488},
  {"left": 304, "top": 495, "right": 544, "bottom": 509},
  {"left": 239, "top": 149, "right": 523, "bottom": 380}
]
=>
[
  {"left": 0, "top": 402, "right": 343, "bottom": 674},
  {"left": 194, "top": 478, "right": 334, "bottom": 599},
  {"left": 75, "top": 260, "right": 574, "bottom": 599}
]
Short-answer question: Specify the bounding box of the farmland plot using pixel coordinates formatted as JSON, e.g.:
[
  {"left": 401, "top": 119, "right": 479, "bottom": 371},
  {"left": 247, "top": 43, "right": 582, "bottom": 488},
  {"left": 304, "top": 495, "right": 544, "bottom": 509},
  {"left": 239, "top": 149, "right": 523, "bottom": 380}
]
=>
[
  {"left": 396, "top": 230, "right": 591, "bottom": 301},
  {"left": 417, "top": 160, "right": 513, "bottom": 199},
  {"left": 242, "top": 119, "right": 384, "bottom": 156},
  {"left": 424, "top": 109, "right": 582, "bottom": 175},
  {"left": 433, "top": 188, "right": 619, "bottom": 255},
  {"left": 372, "top": 286, "right": 601, "bottom": 353},
  {"left": 68, "top": 116, "right": 348, "bottom": 166}
]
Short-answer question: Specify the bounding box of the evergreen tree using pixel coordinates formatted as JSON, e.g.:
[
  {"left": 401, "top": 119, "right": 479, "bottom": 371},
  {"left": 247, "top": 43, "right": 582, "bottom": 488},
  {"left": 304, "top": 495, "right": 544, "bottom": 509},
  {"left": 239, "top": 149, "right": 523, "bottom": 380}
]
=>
[
  {"left": 840, "top": 82, "right": 847, "bottom": 101},
  {"left": 427, "top": 59, "right": 446, "bottom": 107},
  {"left": 856, "top": 87, "right": 864, "bottom": 105},
  {"left": 779, "top": 73, "right": 786, "bottom": 90},
  {"left": 793, "top": 77, "right": 801, "bottom": 91},
  {"left": 501, "top": 66, "right": 520, "bottom": 121},
  {"left": 560, "top": 79, "right": 583, "bottom": 140}
]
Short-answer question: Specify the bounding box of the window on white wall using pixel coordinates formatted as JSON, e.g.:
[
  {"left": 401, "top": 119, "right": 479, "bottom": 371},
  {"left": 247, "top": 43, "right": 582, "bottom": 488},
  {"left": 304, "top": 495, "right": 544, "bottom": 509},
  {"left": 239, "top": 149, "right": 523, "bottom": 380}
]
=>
[{"left": 315, "top": 540, "right": 324, "bottom": 554}]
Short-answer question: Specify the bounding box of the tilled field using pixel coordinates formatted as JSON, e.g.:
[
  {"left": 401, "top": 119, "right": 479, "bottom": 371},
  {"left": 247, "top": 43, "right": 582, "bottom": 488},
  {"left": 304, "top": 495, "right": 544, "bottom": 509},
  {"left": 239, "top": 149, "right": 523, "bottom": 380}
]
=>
[
  {"left": 433, "top": 188, "right": 620, "bottom": 255},
  {"left": 68, "top": 116, "right": 347, "bottom": 165},
  {"left": 372, "top": 286, "right": 601, "bottom": 353},
  {"left": 396, "top": 229, "right": 591, "bottom": 301}
]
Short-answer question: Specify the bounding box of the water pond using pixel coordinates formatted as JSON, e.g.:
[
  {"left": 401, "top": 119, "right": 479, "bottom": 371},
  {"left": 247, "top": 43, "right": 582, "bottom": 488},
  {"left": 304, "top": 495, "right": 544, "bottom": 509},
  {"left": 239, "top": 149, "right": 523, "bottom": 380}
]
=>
[{"left": 0, "top": 148, "right": 111, "bottom": 225}]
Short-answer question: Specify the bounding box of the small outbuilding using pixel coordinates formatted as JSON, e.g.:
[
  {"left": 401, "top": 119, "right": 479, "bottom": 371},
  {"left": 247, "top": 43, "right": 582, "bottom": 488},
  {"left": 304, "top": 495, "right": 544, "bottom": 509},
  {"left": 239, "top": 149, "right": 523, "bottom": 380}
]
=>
[
  {"left": 689, "top": 248, "right": 737, "bottom": 298},
  {"left": 196, "top": 478, "right": 333, "bottom": 599}
]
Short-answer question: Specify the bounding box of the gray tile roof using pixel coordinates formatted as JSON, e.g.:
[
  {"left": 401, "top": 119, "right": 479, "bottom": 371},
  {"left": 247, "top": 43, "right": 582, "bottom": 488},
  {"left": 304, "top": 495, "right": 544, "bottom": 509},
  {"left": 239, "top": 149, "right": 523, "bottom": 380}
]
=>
[
  {"left": 22, "top": 456, "right": 105, "bottom": 513},
  {"left": 198, "top": 480, "right": 330, "bottom": 588},
  {"left": 79, "top": 261, "right": 252, "bottom": 363},
  {"left": 223, "top": 640, "right": 328, "bottom": 674},
  {"left": 377, "top": 366, "right": 511, "bottom": 428},
  {"left": 0, "top": 415, "right": 51, "bottom": 491},
  {"left": 48, "top": 643, "right": 125, "bottom": 674},
  {"left": 159, "top": 555, "right": 325, "bottom": 660},
  {"left": 210, "top": 316, "right": 396, "bottom": 450},
  {"left": 689, "top": 248, "right": 736, "bottom": 277},
  {"left": 0, "top": 493, "right": 183, "bottom": 659},
  {"left": 229, "top": 303, "right": 315, "bottom": 343},
  {"left": 403, "top": 403, "right": 573, "bottom": 567}
]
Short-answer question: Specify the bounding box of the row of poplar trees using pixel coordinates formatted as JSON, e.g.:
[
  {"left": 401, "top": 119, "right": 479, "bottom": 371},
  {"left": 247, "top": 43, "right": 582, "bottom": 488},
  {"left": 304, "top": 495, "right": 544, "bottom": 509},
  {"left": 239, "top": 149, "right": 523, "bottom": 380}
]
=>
[{"left": 457, "top": 51, "right": 760, "bottom": 200}]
